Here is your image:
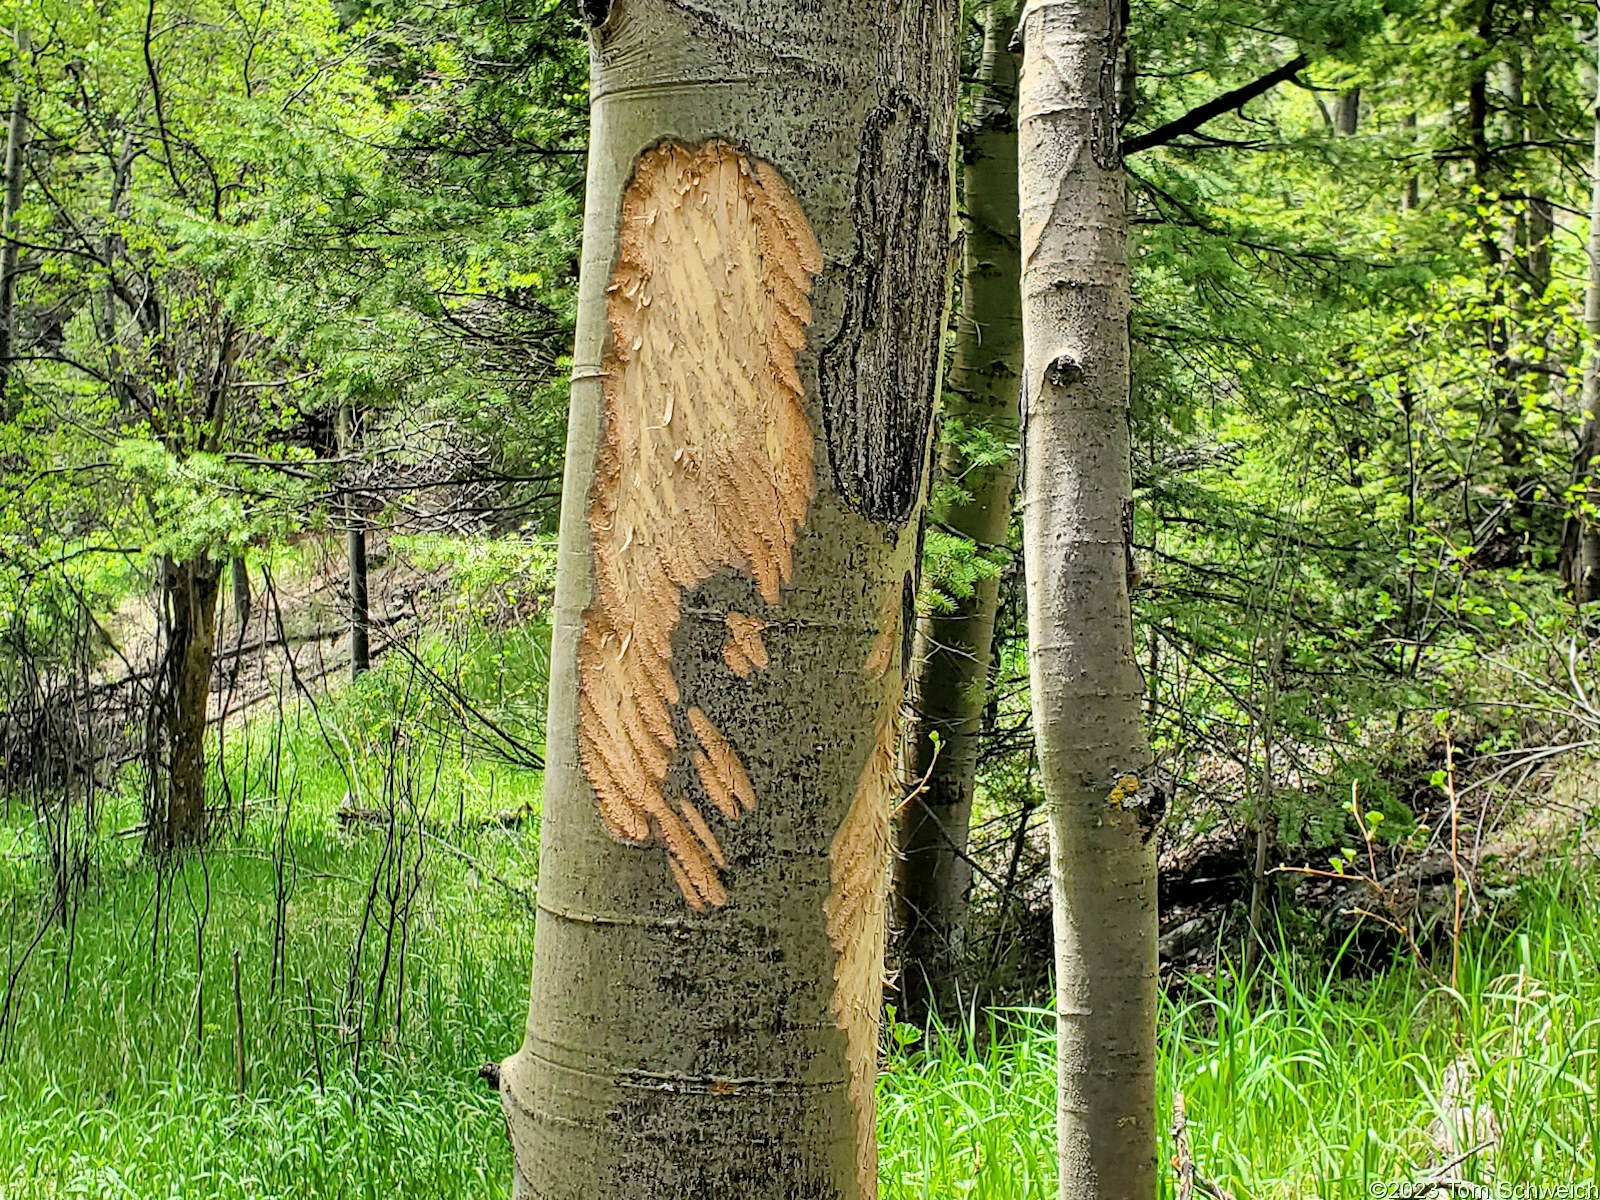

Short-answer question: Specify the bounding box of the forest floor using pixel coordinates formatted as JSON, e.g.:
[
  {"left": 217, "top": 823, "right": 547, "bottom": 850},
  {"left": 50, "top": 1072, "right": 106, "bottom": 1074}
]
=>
[{"left": 0, "top": 541, "right": 1595, "bottom": 1198}]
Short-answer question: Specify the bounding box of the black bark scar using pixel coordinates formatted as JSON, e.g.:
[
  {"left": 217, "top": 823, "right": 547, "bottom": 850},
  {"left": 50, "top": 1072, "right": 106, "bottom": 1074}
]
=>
[
  {"left": 819, "top": 92, "right": 948, "bottom": 527},
  {"left": 899, "top": 570, "right": 917, "bottom": 678}
]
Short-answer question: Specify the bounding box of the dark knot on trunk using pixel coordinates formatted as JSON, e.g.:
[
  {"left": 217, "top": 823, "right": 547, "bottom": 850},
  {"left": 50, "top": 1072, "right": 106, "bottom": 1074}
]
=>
[{"left": 1047, "top": 353, "right": 1083, "bottom": 387}]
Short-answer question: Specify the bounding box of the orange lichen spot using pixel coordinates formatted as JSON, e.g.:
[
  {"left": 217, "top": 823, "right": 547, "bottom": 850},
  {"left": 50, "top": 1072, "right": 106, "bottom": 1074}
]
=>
[
  {"left": 709, "top": 1079, "right": 740, "bottom": 1097},
  {"left": 1107, "top": 773, "right": 1141, "bottom": 809},
  {"left": 825, "top": 704, "right": 901, "bottom": 1200},
  {"left": 575, "top": 139, "right": 822, "bottom": 910}
]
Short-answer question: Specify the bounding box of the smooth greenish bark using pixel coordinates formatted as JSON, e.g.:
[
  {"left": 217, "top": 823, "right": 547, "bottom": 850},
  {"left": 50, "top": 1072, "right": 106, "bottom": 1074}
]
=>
[
  {"left": 895, "top": 0, "right": 1021, "bottom": 1025},
  {"left": 1018, "top": 1, "right": 1157, "bottom": 1197},
  {"left": 498, "top": 3, "right": 957, "bottom": 1197}
]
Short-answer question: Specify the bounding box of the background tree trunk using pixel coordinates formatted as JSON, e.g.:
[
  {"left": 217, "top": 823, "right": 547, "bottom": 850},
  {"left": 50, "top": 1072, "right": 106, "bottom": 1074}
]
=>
[
  {"left": 497, "top": 3, "right": 957, "bottom": 1198},
  {"left": 1566, "top": 18, "right": 1600, "bottom": 602},
  {"left": 231, "top": 556, "right": 251, "bottom": 629},
  {"left": 347, "top": 527, "right": 369, "bottom": 678},
  {"left": 1401, "top": 110, "right": 1420, "bottom": 211},
  {"left": 147, "top": 556, "right": 222, "bottom": 851},
  {"left": 339, "top": 402, "right": 369, "bottom": 678},
  {"left": 1335, "top": 87, "right": 1360, "bottom": 135},
  {"left": 0, "top": 28, "right": 30, "bottom": 416},
  {"left": 1495, "top": 47, "right": 1534, "bottom": 488},
  {"left": 894, "top": 0, "right": 1021, "bottom": 1026},
  {"left": 1018, "top": 2, "right": 1157, "bottom": 1198}
]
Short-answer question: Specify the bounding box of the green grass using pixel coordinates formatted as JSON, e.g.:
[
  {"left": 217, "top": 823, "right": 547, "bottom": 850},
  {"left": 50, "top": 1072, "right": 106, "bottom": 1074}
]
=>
[
  {"left": 881, "top": 872, "right": 1600, "bottom": 1198},
  {"left": 0, "top": 820, "right": 535, "bottom": 1198},
  {"left": 2, "top": 667, "right": 1597, "bottom": 1196},
  {"left": 0, "top": 630, "right": 547, "bottom": 1198}
]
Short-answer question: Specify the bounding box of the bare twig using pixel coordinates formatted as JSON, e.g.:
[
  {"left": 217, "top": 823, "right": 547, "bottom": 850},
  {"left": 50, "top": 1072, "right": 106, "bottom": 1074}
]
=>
[{"left": 1172, "top": 1092, "right": 1196, "bottom": 1200}]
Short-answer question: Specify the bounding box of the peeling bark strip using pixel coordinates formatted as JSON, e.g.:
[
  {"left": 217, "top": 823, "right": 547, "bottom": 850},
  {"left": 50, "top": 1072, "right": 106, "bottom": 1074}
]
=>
[
  {"left": 826, "top": 695, "right": 901, "bottom": 1200},
  {"left": 722, "top": 613, "right": 768, "bottom": 677},
  {"left": 577, "top": 140, "right": 823, "bottom": 911}
]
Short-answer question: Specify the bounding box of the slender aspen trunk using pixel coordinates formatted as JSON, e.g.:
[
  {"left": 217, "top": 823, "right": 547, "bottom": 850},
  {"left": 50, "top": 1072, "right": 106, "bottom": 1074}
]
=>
[
  {"left": 1566, "top": 19, "right": 1600, "bottom": 602},
  {"left": 1495, "top": 50, "right": 1531, "bottom": 483},
  {"left": 0, "top": 29, "right": 30, "bottom": 416},
  {"left": 148, "top": 556, "right": 222, "bottom": 851},
  {"left": 894, "top": 0, "right": 1021, "bottom": 1025},
  {"left": 497, "top": 3, "right": 957, "bottom": 1197},
  {"left": 102, "top": 134, "right": 134, "bottom": 351},
  {"left": 1018, "top": 3, "right": 1157, "bottom": 1197},
  {"left": 1527, "top": 196, "right": 1552, "bottom": 298},
  {"left": 1515, "top": 44, "right": 1554, "bottom": 540}
]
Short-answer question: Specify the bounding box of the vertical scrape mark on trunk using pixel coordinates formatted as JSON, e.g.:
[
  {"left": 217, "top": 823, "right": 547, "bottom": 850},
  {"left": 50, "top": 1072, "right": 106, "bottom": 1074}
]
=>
[
  {"left": 826, "top": 596, "right": 905, "bottom": 1200},
  {"left": 826, "top": 708, "right": 898, "bottom": 1200},
  {"left": 577, "top": 140, "right": 823, "bottom": 910},
  {"left": 861, "top": 582, "right": 903, "bottom": 682}
]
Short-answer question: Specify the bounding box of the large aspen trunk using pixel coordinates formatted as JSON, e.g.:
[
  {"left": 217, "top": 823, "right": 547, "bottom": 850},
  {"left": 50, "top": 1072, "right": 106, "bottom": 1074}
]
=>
[
  {"left": 894, "top": 0, "right": 1021, "bottom": 1024},
  {"left": 1018, "top": 3, "right": 1157, "bottom": 1198},
  {"left": 497, "top": 3, "right": 957, "bottom": 1197},
  {"left": 1565, "top": 20, "right": 1600, "bottom": 603},
  {"left": 147, "top": 556, "right": 222, "bottom": 851}
]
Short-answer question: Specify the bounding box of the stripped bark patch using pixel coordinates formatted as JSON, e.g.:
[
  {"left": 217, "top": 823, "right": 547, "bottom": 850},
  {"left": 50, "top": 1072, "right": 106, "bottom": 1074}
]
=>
[
  {"left": 688, "top": 705, "right": 757, "bottom": 821},
  {"left": 722, "top": 613, "right": 769, "bottom": 677},
  {"left": 576, "top": 139, "right": 823, "bottom": 910},
  {"left": 825, "top": 641, "right": 903, "bottom": 1199}
]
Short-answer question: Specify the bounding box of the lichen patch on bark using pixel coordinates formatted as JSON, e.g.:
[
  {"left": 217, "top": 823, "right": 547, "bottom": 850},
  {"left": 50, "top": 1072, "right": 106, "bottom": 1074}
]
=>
[
  {"left": 1107, "top": 774, "right": 1141, "bottom": 808},
  {"left": 576, "top": 139, "right": 823, "bottom": 911}
]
